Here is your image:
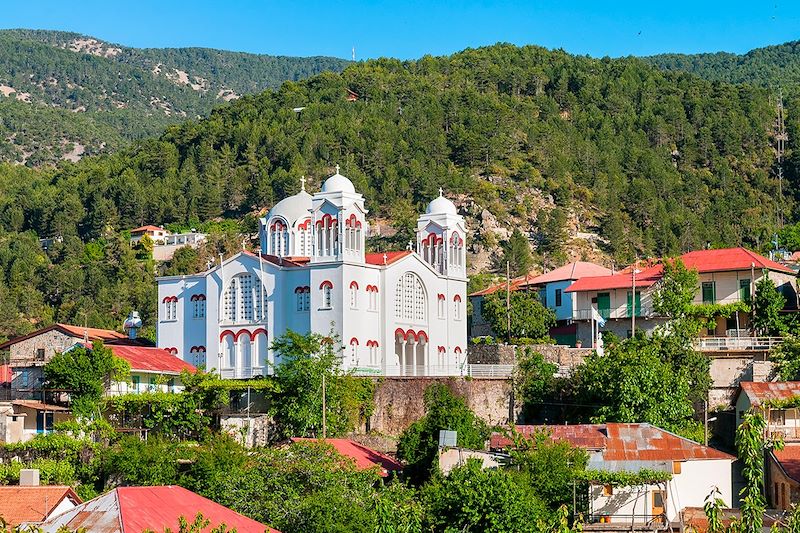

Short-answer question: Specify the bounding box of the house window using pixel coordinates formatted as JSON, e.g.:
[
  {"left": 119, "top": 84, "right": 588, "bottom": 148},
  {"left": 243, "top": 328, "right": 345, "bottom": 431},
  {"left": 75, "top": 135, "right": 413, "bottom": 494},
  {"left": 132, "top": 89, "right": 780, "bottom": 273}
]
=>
[
  {"left": 149, "top": 377, "right": 157, "bottom": 392},
  {"left": 555, "top": 289, "right": 562, "bottom": 307},
  {"left": 739, "top": 279, "right": 751, "bottom": 303},
  {"left": 702, "top": 281, "right": 716, "bottom": 304},
  {"left": 131, "top": 376, "right": 140, "bottom": 393},
  {"left": 672, "top": 461, "right": 682, "bottom": 475},
  {"left": 770, "top": 409, "right": 786, "bottom": 426},
  {"left": 36, "top": 348, "right": 45, "bottom": 361},
  {"left": 540, "top": 290, "right": 547, "bottom": 308},
  {"left": 627, "top": 291, "right": 641, "bottom": 318},
  {"left": 167, "top": 378, "right": 175, "bottom": 393},
  {"left": 163, "top": 297, "right": 178, "bottom": 321}
]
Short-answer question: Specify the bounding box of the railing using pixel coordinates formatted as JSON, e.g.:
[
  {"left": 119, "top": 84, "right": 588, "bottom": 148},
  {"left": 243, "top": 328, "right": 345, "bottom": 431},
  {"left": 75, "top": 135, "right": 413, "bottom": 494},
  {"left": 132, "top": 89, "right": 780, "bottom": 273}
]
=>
[
  {"left": 351, "top": 364, "right": 514, "bottom": 378},
  {"left": 693, "top": 337, "right": 783, "bottom": 351},
  {"left": 768, "top": 426, "right": 800, "bottom": 441},
  {"left": 219, "top": 367, "right": 267, "bottom": 379},
  {"left": 586, "top": 513, "right": 669, "bottom": 531},
  {"left": 574, "top": 307, "right": 655, "bottom": 321}
]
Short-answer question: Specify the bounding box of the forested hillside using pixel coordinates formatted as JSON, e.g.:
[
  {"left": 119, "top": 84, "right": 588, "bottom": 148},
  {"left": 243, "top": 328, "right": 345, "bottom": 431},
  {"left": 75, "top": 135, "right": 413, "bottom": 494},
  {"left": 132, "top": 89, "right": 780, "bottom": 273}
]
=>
[
  {"left": 0, "top": 29, "right": 349, "bottom": 164},
  {"left": 0, "top": 43, "right": 790, "bottom": 339}
]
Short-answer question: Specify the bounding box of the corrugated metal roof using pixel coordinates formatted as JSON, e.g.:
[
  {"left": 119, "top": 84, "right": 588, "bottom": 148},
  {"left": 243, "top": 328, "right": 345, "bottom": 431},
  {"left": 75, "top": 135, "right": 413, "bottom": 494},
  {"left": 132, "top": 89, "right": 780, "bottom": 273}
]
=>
[
  {"left": 490, "top": 423, "right": 733, "bottom": 462},
  {"left": 527, "top": 261, "right": 612, "bottom": 285},
  {"left": 740, "top": 381, "right": 800, "bottom": 405},
  {"left": 107, "top": 346, "right": 195, "bottom": 375},
  {"left": 773, "top": 445, "right": 800, "bottom": 483},
  {"left": 290, "top": 438, "right": 403, "bottom": 476},
  {"left": 35, "top": 486, "right": 278, "bottom": 533}
]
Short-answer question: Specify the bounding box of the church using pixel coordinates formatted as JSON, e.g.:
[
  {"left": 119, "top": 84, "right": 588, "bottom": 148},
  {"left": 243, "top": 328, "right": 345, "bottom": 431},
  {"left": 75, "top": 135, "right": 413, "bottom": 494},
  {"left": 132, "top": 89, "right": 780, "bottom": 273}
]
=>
[{"left": 156, "top": 167, "right": 468, "bottom": 377}]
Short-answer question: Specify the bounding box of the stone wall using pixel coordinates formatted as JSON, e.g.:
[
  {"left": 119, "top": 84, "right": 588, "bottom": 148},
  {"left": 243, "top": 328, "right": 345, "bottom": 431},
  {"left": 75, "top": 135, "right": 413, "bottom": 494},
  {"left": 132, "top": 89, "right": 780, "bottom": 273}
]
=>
[
  {"left": 220, "top": 414, "right": 271, "bottom": 448},
  {"left": 708, "top": 356, "right": 776, "bottom": 409},
  {"left": 467, "top": 343, "right": 591, "bottom": 367},
  {"left": 369, "top": 377, "right": 518, "bottom": 436},
  {"left": 8, "top": 330, "right": 78, "bottom": 366}
]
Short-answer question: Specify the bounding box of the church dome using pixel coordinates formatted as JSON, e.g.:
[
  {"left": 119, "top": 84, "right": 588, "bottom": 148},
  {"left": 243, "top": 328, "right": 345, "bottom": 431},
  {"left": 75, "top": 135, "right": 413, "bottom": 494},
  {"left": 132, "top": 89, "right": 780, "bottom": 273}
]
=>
[
  {"left": 268, "top": 189, "right": 312, "bottom": 226},
  {"left": 426, "top": 191, "right": 457, "bottom": 215},
  {"left": 322, "top": 167, "right": 356, "bottom": 194}
]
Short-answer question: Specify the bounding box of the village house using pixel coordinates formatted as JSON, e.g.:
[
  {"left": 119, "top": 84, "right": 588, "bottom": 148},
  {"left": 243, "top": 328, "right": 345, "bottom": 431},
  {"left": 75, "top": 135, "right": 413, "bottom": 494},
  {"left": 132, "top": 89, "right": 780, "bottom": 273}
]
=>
[
  {"left": 469, "top": 260, "right": 611, "bottom": 343},
  {"left": 30, "top": 485, "right": 279, "bottom": 532},
  {"left": 129, "top": 224, "right": 169, "bottom": 245},
  {"left": 734, "top": 381, "right": 800, "bottom": 440},
  {"left": 491, "top": 423, "right": 734, "bottom": 528},
  {"left": 0, "top": 470, "right": 81, "bottom": 528},
  {"left": 152, "top": 230, "right": 208, "bottom": 261},
  {"left": 566, "top": 247, "right": 797, "bottom": 347}
]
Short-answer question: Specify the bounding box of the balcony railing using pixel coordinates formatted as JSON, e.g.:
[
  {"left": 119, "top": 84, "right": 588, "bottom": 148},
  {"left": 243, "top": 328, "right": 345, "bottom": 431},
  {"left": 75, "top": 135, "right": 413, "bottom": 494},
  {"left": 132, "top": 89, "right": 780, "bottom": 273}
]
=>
[
  {"left": 574, "top": 307, "right": 655, "bottom": 321},
  {"left": 351, "top": 364, "right": 514, "bottom": 378},
  {"left": 693, "top": 337, "right": 783, "bottom": 351},
  {"left": 219, "top": 366, "right": 267, "bottom": 379}
]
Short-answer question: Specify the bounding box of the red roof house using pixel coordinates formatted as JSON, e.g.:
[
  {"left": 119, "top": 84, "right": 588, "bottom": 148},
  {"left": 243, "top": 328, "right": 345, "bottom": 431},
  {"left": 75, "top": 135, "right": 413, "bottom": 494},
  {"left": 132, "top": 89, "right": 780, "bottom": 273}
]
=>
[
  {"left": 32, "top": 485, "right": 279, "bottom": 532},
  {"left": 0, "top": 486, "right": 81, "bottom": 527},
  {"left": 108, "top": 345, "right": 196, "bottom": 375},
  {"left": 290, "top": 438, "right": 403, "bottom": 477}
]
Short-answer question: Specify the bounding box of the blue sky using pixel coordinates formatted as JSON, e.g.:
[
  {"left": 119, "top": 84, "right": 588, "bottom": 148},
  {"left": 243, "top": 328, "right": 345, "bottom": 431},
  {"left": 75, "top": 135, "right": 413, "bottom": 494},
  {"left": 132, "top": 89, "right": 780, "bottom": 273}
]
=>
[{"left": 2, "top": 1, "right": 800, "bottom": 60}]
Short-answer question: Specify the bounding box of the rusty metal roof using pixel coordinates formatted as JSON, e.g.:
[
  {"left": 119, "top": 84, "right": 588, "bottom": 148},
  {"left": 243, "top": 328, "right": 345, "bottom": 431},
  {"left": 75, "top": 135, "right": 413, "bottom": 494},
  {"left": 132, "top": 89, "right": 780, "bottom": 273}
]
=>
[
  {"left": 0, "top": 486, "right": 81, "bottom": 527},
  {"left": 491, "top": 423, "right": 733, "bottom": 462},
  {"left": 739, "top": 381, "right": 800, "bottom": 405}
]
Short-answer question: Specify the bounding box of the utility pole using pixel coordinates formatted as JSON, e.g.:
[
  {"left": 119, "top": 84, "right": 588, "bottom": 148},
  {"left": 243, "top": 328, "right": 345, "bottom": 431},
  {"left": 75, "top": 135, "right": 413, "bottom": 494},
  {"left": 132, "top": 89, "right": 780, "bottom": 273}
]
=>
[
  {"left": 776, "top": 90, "right": 788, "bottom": 228},
  {"left": 506, "top": 261, "right": 511, "bottom": 343},
  {"left": 631, "top": 259, "right": 636, "bottom": 336},
  {"left": 322, "top": 373, "right": 327, "bottom": 439},
  {"left": 703, "top": 399, "right": 708, "bottom": 446}
]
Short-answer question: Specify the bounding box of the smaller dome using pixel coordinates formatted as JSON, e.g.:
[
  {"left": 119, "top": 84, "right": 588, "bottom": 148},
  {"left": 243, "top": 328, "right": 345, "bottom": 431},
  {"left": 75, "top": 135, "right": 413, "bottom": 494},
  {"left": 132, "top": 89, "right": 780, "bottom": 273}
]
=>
[
  {"left": 322, "top": 166, "right": 356, "bottom": 194},
  {"left": 268, "top": 190, "right": 313, "bottom": 225},
  {"left": 426, "top": 192, "right": 457, "bottom": 215}
]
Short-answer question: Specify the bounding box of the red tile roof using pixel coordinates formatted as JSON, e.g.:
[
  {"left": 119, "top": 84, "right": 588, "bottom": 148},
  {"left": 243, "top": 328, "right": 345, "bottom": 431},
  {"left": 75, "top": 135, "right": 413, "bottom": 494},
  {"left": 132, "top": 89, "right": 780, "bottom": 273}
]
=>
[
  {"left": 738, "top": 381, "right": 800, "bottom": 406},
  {"left": 491, "top": 423, "right": 733, "bottom": 461},
  {"left": 130, "top": 225, "right": 165, "bottom": 233},
  {"left": 773, "top": 445, "right": 800, "bottom": 483},
  {"left": 35, "top": 486, "right": 278, "bottom": 533},
  {"left": 290, "top": 438, "right": 403, "bottom": 476},
  {"left": 108, "top": 346, "right": 195, "bottom": 375},
  {"left": 527, "top": 261, "right": 612, "bottom": 285},
  {"left": 0, "top": 486, "right": 81, "bottom": 526},
  {"left": 365, "top": 250, "right": 412, "bottom": 266},
  {"left": 566, "top": 247, "right": 795, "bottom": 293},
  {"left": 0, "top": 365, "right": 11, "bottom": 385},
  {"left": 469, "top": 276, "right": 531, "bottom": 297},
  {"left": 12, "top": 400, "right": 70, "bottom": 412}
]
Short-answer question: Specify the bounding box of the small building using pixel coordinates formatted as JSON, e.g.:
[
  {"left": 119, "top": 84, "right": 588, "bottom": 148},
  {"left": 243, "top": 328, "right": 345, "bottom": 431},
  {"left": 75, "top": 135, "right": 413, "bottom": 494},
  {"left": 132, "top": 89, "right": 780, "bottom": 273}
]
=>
[
  {"left": 768, "top": 444, "right": 800, "bottom": 511},
  {"left": 105, "top": 345, "right": 196, "bottom": 395},
  {"left": 31, "top": 485, "right": 278, "bottom": 532},
  {"left": 6, "top": 400, "right": 71, "bottom": 441},
  {"left": 129, "top": 224, "right": 169, "bottom": 246},
  {"left": 0, "top": 482, "right": 81, "bottom": 527},
  {"left": 0, "top": 323, "right": 153, "bottom": 400},
  {"left": 152, "top": 231, "right": 208, "bottom": 261},
  {"left": 566, "top": 247, "right": 797, "bottom": 346},
  {"left": 468, "top": 261, "right": 611, "bottom": 343},
  {"left": 290, "top": 438, "right": 403, "bottom": 477},
  {"left": 735, "top": 381, "right": 800, "bottom": 441},
  {"left": 491, "top": 423, "right": 734, "bottom": 527}
]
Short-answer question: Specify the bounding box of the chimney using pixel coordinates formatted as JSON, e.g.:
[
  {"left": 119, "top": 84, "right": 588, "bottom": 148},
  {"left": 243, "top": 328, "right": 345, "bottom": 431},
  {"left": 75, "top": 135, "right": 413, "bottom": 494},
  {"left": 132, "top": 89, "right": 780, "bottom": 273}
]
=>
[
  {"left": 124, "top": 311, "right": 143, "bottom": 340},
  {"left": 20, "top": 469, "right": 39, "bottom": 486}
]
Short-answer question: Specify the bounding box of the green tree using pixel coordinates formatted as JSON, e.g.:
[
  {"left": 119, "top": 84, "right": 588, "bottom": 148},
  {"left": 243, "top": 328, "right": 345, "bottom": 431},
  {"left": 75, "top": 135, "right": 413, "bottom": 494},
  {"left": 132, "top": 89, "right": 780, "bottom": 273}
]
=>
[
  {"left": 396, "top": 383, "right": 490, "bottom": 483},
  {"left": 652, "top": 258, "right": 698, "bottom": 320},
  {"left": 481, "top": 290, "right": 555, "bottom": 342},
  {"left": 514, "top": 348, "right": 558, "bottom": 418},
  {"left": 501, "top": 229, "right": 534, "bottom": 277},
  {"left": 421, "top": 460, "right": 544, "bottom": 533},
  {"left": 270, "top": 330, "right": 373, "bottom": 439},
  {"left": 752, "top": 276, "right": 789, "bottom": 336},
  {"left": 43, "top": 341, "right": 130, "bottom": 414},
  {"left": 771, "top": 336, "right": 800, "bottom": 380}
]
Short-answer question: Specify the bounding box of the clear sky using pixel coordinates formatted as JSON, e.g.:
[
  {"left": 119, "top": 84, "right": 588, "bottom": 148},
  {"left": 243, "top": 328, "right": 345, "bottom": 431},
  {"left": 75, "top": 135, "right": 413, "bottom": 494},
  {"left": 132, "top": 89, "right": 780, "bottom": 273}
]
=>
[{"left": 2, "top": 1, "right": 800, "bottom": 60}]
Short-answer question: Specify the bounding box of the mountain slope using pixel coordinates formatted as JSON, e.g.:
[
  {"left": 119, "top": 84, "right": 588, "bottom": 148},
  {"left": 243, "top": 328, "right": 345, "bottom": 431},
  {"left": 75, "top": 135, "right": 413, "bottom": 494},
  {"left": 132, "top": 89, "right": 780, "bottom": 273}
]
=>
[
  {"left": 0, "top": 29, "right": 350, "bottom": 164},
  {"left": 645, "top": 41, "right": 800, "bottom": 87}
]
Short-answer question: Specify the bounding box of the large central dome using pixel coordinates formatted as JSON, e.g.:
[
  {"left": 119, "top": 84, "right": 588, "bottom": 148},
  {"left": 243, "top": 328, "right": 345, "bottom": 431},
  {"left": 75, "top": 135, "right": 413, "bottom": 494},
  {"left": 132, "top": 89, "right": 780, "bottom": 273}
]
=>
[
  {"left": 269, "top": 189, "right": 312, "bottom": 225},
  {"left": 321, "top": 166, "right": 356, "bottom": 194}
]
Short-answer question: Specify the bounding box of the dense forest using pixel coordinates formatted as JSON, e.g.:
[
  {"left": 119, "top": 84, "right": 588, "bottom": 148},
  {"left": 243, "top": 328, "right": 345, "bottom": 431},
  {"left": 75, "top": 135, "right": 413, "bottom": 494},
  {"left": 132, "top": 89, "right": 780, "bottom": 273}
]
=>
[
  {"left": 0, "top": 42, "right": 794, "bottom": 339},
  {"left": 0, "top": 29, "right": 350, "bottom": 164}
]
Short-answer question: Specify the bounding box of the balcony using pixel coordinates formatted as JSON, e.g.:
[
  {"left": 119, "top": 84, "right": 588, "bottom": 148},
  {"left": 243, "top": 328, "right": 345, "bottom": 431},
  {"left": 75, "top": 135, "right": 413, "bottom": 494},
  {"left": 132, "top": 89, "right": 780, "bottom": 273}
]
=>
[
  {"left": 574, "top": 307, "right": 655, "bottom": 321},
  {"left": 692, "top": 336, "right": 783, "bottom": 352},
  {"left": 351, "top": 364, "right": 514, "bottom": 378},
  {"left": 219, "top": 367, "right": 267, "bottom": 379}
]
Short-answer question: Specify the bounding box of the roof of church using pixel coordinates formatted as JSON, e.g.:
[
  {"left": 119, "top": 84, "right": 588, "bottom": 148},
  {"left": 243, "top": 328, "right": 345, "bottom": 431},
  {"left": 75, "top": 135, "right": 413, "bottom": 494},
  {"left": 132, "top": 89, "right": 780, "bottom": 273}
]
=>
[
  {"left": 321, "top": 167, "right": 356, "bottom": 193},
  {"left": 365, "top": 251, "right": 412, "bottom": 266},
  {"left": 266, "top": 189, "right": 312, "bottom": 226}
]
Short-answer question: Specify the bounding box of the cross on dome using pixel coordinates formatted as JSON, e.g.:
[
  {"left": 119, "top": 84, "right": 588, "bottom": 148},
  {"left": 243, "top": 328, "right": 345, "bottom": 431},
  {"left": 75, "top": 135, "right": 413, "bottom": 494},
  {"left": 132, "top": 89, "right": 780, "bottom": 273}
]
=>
[
  {"left": 438, "top": 187, "right": 444, "bottom": 197},
  {"left": 335, "top": 164, "right": 340, "bottom": 174},
  {"left": 300, "top": 175, "right": 306, "bottom": 192}
]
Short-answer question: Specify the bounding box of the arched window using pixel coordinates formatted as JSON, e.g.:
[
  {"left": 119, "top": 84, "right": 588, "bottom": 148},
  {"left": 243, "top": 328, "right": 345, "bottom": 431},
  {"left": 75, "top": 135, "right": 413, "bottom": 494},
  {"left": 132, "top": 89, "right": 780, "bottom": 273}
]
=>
[
  {"left": 295, "top": 286, "right": 310, "bottom": 311},
  {"left": 454, "top": 294, "right": 462, "bottom": 320},
  {"left": 367, "top": 285, "right": 379, "bottom": 312},
  {"left": 162, "top": 296, "right": 178, "bottom": 321},
  {"left": 350, "top": 281, "right": 359, "bottom": 309},
  {"left": 254, "top": 330, "right": 268, "bottom": 372},
  {"left": 223, "top": 274, "right": 267, "bottom": 324},
  {"left": 191, "top": 294, "right": 206, "bottom": 319},
  {"left": 449, "top": 232, "right": 464, "bottom": 270},
  {"left": 269, "top": 219, "right": 289, "bottom": 256},
  {"left": 395, "top": 272, "right": 426, "bottom": 322},
  {"left": 298, "top": 219, "right": 311, "bottom": 256},
  {"left": 189, "top": 346, "right": 206, "bottom": 369},
  {"left": 349, "top": 338, "right": 359, "bottom": 363},
  {"left": 223, "top": 334, "right": 235, "bottom": 368},
  {"left": 320, "top": 281, "right": 333, "bottom": 309},
  {"left": 367, "top": 340, "right": 379, "bottom": 365},
  {"left": 437, "top": 294, "right": 446, "bottom": 318}
]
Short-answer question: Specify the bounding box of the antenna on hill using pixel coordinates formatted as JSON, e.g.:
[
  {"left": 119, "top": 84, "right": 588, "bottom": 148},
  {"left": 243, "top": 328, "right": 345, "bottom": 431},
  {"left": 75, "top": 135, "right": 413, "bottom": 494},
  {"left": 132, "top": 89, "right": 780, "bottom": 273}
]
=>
[{"left": 776, "top": 89, "right": 788, "bottom": 228}]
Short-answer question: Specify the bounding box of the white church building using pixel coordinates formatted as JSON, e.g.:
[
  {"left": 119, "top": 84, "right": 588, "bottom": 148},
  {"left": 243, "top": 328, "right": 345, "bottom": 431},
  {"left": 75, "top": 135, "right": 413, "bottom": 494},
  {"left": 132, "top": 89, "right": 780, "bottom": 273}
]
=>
[{"left": 156, "top": 168, "right": 468, "bottom": 378}]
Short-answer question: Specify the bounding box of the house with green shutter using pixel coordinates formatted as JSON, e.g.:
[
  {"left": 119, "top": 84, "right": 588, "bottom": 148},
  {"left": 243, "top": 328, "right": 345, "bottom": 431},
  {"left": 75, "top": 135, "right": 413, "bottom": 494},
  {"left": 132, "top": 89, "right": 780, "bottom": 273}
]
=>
[{"left": 566, "top": 247, "right": 797, "bottom": 347}]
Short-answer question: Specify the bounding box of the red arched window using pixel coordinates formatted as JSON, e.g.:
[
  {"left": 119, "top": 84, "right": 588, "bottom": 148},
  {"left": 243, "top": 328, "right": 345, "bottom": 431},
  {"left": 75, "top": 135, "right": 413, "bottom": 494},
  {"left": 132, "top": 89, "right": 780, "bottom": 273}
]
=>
[{"left": 320, "top": 281, "right": 333, "bottom": 309}]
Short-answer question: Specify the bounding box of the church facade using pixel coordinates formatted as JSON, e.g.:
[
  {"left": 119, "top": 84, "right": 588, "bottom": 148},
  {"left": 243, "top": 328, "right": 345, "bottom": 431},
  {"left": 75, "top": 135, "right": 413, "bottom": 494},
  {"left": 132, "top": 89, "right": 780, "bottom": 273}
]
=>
[{"left": 156, "top": 168, "right": 468, "bottom": 377}]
